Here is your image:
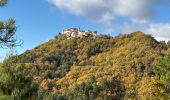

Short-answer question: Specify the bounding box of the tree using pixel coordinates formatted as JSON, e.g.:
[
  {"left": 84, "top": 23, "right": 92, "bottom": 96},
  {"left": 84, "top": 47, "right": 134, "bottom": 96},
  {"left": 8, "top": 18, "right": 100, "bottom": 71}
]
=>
[
  {"left": 0, "top": 0, "right": 21, "bottom": 48},
  {"left": 167, "top": 40, "right": 170, "bottom": 47},
  {"left": 0, "top": 59, "right": 39, "bottom": 100},
  {"left": 0, "top": 1, "right": 39, "bottom": 99},
  {"left": 69, "top": 82, "right": 99, "bottom": 100},
  {"left": 64, "top": 77, "right": 125, "bottom": 100},
  {"left": 154, "top": 54, "right": 170, "bottom": 99},
  {"left": 0, "top": 0, "right": 7, "bottom": 7}
]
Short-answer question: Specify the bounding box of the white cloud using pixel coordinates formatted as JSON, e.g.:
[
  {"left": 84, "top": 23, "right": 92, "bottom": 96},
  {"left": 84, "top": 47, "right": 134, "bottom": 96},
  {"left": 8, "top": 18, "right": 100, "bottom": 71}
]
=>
[
  {"left": 48, "top": 0, "right": 170, "bottom": 41},
  {"left": 48, "top": 0, "right": 108, "bottom": 21},
  {"left": 112, "top": 0, "right": 153, "bottom": 21},
  {"left": 145, "top": 23, "right": 170, "bottom": 42},
  {"left": 120, "top": 22, "right": 170, "bottom": 41},
  {"left": 48, "top": 0, "right": 167, "bottom": 22}
]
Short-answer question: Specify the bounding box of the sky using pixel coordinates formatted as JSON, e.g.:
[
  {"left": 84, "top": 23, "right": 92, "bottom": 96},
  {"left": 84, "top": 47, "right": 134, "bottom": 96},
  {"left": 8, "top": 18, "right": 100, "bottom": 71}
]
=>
[{"left": 0, "top": 0, "right": 170, "bottom": 61}]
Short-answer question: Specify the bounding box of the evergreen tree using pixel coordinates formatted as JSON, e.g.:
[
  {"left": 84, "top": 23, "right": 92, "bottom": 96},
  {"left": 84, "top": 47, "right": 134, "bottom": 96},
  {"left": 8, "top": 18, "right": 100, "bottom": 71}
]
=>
[
  {"left": 0, "top": 0, "right": 7, "bottom": 7},
  {"left": 0, "top": 1, "right": 38, "bottom": 99},
  {"left": 0, "top": 59, "right": 38, "bottom": 100},
  {"left": 0, "top": 0, "right": 20, "bottom": 48},
  {"left": 155, "top": 54, "right": 170, "bottom": 99}
]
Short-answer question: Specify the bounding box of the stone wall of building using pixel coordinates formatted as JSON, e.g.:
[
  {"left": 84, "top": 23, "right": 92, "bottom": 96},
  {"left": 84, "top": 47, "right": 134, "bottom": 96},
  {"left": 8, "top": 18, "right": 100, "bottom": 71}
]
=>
[{"left": 60, "top": 28, "right": 97, "bottom": 39}]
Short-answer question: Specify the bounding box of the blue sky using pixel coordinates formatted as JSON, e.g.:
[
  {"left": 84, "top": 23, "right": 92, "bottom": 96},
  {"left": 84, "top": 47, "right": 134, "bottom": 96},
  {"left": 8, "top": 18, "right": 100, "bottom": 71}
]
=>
[
  {"left": 0, "top": 0, "right": 100, "bottom": 61},
  {"left": 0, "top": 0, "right": 170, "bottom": 61}
]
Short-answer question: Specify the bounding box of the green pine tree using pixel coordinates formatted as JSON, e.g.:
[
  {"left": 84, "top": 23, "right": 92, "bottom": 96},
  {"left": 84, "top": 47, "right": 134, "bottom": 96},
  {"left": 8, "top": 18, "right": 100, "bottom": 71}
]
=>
[
  {"left": 155, "top": 54, "right": 170, "bottom": 99},
  {"left": 0, "top": 0, "right": 19, "bottom": 48}
]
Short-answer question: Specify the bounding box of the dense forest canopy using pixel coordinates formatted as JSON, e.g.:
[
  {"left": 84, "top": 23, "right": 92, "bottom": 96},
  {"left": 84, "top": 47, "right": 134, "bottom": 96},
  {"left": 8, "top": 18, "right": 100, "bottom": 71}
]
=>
[
  {"left": 1, "top": 31, "right": 169, "bottom": 99},
  {"left": 0, "top": 1, "right": 170, "bottom": 99}
]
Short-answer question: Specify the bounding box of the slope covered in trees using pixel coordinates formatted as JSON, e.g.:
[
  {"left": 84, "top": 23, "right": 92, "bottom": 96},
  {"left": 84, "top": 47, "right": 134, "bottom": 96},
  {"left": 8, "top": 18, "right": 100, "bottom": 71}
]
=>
[{"left": 2, "top": 31, "right": 170, "bottom": 99}]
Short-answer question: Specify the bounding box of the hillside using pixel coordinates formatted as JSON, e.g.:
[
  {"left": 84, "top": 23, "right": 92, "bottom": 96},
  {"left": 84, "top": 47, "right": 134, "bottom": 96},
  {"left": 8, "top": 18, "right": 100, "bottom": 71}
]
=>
[{"left": 2, "top": 31, "right": 170, "bottom": 99}]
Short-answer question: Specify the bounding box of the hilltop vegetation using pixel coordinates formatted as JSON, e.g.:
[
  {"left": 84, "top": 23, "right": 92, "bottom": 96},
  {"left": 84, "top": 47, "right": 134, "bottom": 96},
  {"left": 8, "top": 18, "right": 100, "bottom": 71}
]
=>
[
  {"left": 1, "top": 31, "right": 170, "bottom": 99},
  {"left": 1, "top": 0, "right": 170, "bottom": 99}
]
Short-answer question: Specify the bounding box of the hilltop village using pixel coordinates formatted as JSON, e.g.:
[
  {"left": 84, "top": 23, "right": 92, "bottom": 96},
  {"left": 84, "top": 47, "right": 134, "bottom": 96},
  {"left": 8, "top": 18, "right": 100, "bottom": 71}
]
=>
[{"left": 58, "top": 28, "right": 97, "bottom": 39}]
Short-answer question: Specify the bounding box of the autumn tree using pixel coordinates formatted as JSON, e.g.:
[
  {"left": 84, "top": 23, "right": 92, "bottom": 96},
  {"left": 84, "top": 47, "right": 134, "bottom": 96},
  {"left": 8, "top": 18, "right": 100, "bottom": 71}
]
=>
[{"left": 63, "top": 77, "right": 125, "bottom": 100}]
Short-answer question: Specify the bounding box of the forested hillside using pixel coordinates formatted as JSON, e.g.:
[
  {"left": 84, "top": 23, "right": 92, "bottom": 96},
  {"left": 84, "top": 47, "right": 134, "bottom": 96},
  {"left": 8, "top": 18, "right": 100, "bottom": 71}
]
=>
[{"left": 1, "top": 31, "right": 170, "bottom": 99}]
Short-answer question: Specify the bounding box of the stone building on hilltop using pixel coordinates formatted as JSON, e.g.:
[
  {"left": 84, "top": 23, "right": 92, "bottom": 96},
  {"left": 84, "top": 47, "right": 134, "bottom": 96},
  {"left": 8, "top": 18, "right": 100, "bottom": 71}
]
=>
[{"left": 59, "top": 28, "right": 97, "bottom": 39}]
